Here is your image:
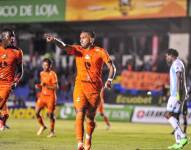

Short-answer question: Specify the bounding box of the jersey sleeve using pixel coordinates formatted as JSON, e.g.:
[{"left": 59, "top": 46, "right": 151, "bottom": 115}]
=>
[
  {"left": 17, "top": 49, "right": 23, "bottom": 64},
  {"left": 66, "top": 45, "right": 81, "bottom": 56},
  {"left": 174, "top": 62, "right": 182, "bottom": 73},
  {"left": 100, "top": 49, "right": 111, "bottom": 64},
  {"left": 51, "top": 72, "right": 58, "bottom": 84}
]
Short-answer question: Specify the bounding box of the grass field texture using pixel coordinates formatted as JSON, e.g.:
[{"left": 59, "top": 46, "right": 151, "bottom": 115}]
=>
[{"left": 0, "top": 119, "right": 190, "bottom": 150}]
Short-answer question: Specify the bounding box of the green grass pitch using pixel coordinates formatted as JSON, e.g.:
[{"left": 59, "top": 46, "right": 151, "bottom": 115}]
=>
[{"left": 0, "top": 119, "right": 190, "bottom": 150}]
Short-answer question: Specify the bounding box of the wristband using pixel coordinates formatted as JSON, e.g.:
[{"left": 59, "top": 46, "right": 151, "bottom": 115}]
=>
[{"left": 107, "top": 78, "right": 113, "bottom": 82}]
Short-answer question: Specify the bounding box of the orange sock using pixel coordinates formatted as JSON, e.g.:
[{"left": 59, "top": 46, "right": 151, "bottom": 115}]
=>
[
  {"left": 76, "top": 112, "right": 85, "bottom": 143},
  {"left": 50, "top": 119, "right": 55, "bottom": 133},
  {"left": 37, "top": 116, "right": 45, "bottom": 127},
  {"left": 85, "top": 119, "right": 95, "bottom": 150},
  {"left": 86, "top": 119, "right": 96, "bottom": 139}
]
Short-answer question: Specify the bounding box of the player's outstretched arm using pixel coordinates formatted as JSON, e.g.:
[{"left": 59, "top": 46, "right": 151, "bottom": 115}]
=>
[
  {"left": 104, "top": 60, "right": 116, "bottom": 89},
  {"left": 44, "top": 33, "right": 73, "bottom": 50}
]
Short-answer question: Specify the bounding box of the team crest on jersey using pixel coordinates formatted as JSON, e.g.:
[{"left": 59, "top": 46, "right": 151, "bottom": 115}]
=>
[
  {"left": 1, "top": 54, "right": 7, "bottom": 59},
  {"left": 85, "top": 54, "right": 90, "bottom": 60}
]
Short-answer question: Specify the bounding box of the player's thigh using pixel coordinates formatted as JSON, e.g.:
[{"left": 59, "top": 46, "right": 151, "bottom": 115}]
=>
[
  {"left": 87, "top": 92, "right": 100, "bottom": 109},
  {"left": 46, "top": 97, "right": 56, "bottom": 114},
  {"left": 73, "top": 85, "right": 87, "bottom": 111},
  {"left": 167, "top": 96, "right": 180, "bottom": 113},
  {"left": 86, "top": 92, "right": 100, "bottom": 117},
  {"left": 36, "top": 96, "right": 46, "bottom": 111}
]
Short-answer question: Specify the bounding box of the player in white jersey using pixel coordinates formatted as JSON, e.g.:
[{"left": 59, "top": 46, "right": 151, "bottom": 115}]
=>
[{"left": 165, "top": 49, "right": 188, "bottom": 150}]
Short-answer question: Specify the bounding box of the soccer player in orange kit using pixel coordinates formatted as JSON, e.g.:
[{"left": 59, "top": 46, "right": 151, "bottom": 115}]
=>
[
  {"left": 35, "top": 58, "right": 58, "bottom": 138},
  {"left": 0, "top": 29, "right": 23, "bottom": 130},
  {"left": 45, "top": 31, "right": 116, "bottom": 150}
]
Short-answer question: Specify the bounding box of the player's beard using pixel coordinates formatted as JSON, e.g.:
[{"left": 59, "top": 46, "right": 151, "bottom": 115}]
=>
[{"left": 81, "top": 43, "right": 93, "bottom": 49}]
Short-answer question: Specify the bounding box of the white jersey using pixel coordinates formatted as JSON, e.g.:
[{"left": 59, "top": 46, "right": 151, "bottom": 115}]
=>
[{"left": 169, "top": 58, "right": 187, "bottom": 97}]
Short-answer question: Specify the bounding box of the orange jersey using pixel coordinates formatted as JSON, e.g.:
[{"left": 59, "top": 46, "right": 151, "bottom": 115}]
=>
[
  {"left": 0, "top": 46, "right": 23, "bottom": 85},
  {"left": 40, "top": 70, "right": 58, "bottom": 97},
  {"left": 68, "top": 45, "right": 111, "bottom": 89}
]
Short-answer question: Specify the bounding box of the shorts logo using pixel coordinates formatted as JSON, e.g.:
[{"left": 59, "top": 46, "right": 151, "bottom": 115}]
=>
[{"left": 76, "top": 97, "right": 80, "bottom": 102}]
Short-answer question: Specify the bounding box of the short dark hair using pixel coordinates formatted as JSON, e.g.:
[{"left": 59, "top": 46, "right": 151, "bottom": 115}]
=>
[
  {"left": 42, "top": 58, "right": 52, "bottom": 66},
  {"left": 81, "top": 30, "right": 96, "bottom": 38},
  {"left": 166, "top": 48, "right": 179, "bottom": 57},
  {"left": 1, "top": 28, "right": 15, "bottom": 37}
]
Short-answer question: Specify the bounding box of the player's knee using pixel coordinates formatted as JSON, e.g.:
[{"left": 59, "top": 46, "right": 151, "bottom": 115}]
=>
[
  {"left": 183, "top": 120, "right": 187, "bottom": 126},
  {"left": 3, "top": 114, "right": 9, "bottom": 119},
  {"left": 164, "top": 111, "right": 172, "bottom": 119},
  {"left": 75, "top": 108, "right": 85, "bottom": 119},
  {"left": 75, "top": 108, "right": 86, "bottom": 114},
  {"left": 87, "top": 119, "right": 96, "bottom": 129},
  {"left": 49, "top": 112, "right": 55, "bottom": 120},
  {"left": 100, "top": 113, "right": 104, "bottom": 117},
  {"left": 35, "top": 112, "right": 40, "bottom": 118},
  {"left": 173, "top": 113, "right": 180, "bottom": 120},
  {"left": 76, "top": 111, "right": 85, "bottom": 121},
  {"left": 183, "top": 116, "right": 187, "bottom": 125},
  {"left": 86, "top": 109, "right": 96, "bottom": 120}
]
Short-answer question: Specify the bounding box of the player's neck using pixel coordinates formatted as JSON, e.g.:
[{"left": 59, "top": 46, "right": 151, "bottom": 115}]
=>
[
  {"left": 44, "top": 69, "right": 51, "bottom": 72},
  {"left": 172, "top": 57, "right": 177, "bottom": 63},
  {"left": 2, "top": 43, "right": 8, "bottom": 49},
  {"left": 2, "top": 43, "right": 12, "bottom": 49},
  {"left": 85, "top": 44, "right": 94, "bottom": 50}
]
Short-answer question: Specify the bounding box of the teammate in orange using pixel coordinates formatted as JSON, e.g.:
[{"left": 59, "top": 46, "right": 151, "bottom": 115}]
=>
[
  {"left": 0, "top": 29, "right": 23, "bottom": 130},
  {"left": 45, "top": 31, "right": 116, "bottom": 150},
  {"left": 35, "top": 58, "right": 58, "bottom": 138},
  {"left": 97, "top": 87, "right": 110, "bottom": 129}
]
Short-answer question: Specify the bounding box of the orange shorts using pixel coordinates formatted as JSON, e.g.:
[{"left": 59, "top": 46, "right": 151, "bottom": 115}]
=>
[
  {"left": 36, "top": 94, "right": 56, "bottom": 113},
  {"left": 0, "top": 85, "right": 11, "bottom": 111},
  {"left": 73, "top": 82, "right": 101, "bottom": 111}
]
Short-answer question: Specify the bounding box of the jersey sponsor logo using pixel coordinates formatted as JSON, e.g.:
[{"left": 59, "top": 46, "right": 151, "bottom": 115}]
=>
[
  {"left": 84, "top": 54, "right": 90, "bottom": 60},
  {"left": 1, "top": 54, "right": 7, "bottom": 59}
]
